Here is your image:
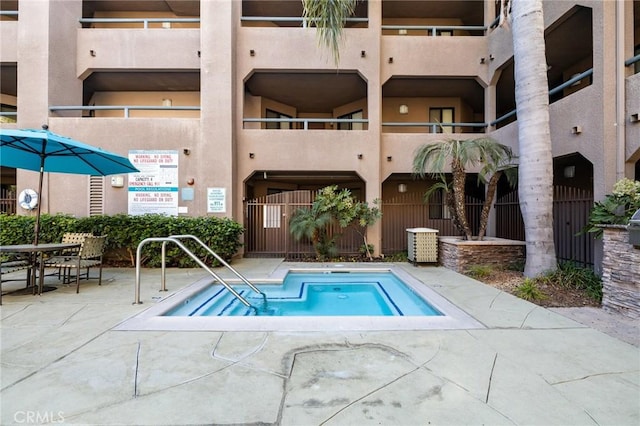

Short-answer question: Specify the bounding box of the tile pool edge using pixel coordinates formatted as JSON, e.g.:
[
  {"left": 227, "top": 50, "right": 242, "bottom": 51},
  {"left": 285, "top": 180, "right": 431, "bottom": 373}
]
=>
[{"left": 114, "top": 265, "right": 485, "bottom": 332}]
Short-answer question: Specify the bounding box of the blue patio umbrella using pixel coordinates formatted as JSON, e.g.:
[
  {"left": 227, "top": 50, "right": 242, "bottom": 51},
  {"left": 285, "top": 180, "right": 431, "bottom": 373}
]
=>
[{"left": 0, "top": 125, "right": 139, "bottom": 244}]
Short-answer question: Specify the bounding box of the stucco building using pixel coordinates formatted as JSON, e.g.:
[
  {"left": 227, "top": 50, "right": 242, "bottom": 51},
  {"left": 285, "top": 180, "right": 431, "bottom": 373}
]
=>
[{"left": 1, "top": 0, "right": 639, "bottom": 266}]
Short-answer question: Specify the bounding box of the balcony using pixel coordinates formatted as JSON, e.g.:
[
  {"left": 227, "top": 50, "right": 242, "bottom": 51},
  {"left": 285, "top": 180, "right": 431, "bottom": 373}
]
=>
[
  {"left": 241, "top": 0, "right": 368, "bottom": 28},
  {"left": 382, "top": 0, "right": 485, "bottom": 36},
  {"left": 242, "top": 71, "right": 368, "bottom": 131},
  {"left": 382, "top": 77, "right": 485, "bottom": 134}
]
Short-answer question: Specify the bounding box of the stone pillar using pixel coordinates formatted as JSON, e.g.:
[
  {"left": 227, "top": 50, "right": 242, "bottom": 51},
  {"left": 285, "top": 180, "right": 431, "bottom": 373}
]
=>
[{"left": 601, "top": 226, "right": 640, "bottom": 319}]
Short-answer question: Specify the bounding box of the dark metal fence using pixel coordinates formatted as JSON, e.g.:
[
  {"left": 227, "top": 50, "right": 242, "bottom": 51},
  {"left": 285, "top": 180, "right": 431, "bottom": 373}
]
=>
[
  {"left": 495, "top": 186, "right": 594, "bottom": 267},
  {"left": 0, "top": 188, "right": 16, "bottom": 215},
  {"left": 380, "top": 192, "right": 483, "bottom": 254},
  {"left": 244, "top": 190, "right": 362, "bottom": 258}
]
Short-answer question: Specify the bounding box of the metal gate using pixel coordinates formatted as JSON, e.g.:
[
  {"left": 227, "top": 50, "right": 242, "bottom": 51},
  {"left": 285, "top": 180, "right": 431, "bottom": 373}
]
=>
[
  {"left": 244, "top": 190, "right": 361, "bottom": 258},
  {"left": 494, "top": 185, "right": 594, "bottom": 267},
  {"left": 381, "top": 192, "right": 482, "bottom": 254}
]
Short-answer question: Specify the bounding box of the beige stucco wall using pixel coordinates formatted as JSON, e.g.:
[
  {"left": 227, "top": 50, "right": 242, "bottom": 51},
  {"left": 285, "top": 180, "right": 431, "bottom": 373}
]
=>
[{"left": 2, "top": 0, "right": 637, "bottom": 261}]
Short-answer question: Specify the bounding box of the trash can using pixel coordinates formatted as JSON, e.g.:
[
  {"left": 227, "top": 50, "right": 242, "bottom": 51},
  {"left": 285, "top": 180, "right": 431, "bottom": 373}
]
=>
[
  {"left": 629, "top": 208, "right": 640, "bottom": 246},
  {"left": 407, "top": 228, "right": 439, "bottom": 263}
]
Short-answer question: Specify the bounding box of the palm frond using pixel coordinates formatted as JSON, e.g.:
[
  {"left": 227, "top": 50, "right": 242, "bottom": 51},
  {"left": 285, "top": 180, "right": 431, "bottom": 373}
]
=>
[{"left": 302, "top": 0, "right": 357, "bottom": 67}]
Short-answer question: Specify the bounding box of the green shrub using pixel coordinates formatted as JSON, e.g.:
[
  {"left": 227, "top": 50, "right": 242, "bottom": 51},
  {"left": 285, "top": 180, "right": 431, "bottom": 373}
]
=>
[
  {"left": 0, "top": 213, "right": 244, "bottom": 268},
  {"left": 466, "top": 264, "right": 493, "bottom": 279},
  {"left": 515, "top": 278, "right": 547, "bottom": 302},
  {"left": 539, "top": 261, "right": 603, "bottom": 303}
]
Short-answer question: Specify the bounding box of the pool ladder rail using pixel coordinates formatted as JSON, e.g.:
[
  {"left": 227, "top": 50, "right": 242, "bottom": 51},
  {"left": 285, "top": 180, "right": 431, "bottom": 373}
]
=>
[{"left": 134, "top": 234, "right": 266, "bottom": 308}]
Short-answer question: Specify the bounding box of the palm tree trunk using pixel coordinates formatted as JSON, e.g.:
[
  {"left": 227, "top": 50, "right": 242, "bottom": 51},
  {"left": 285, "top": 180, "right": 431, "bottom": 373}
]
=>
[
  {"left": 452, "top": 160, "right": 473, "bottom": 239},
  {"left": 511, "top": 0, "right": 557, "bottom": 277},
  {"left": 477, "top": 171, "right": 502, "bottom": 240}
]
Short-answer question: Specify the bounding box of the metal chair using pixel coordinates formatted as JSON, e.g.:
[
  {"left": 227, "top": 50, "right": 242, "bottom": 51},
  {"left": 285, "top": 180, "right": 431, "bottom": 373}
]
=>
[
  {"left": 45, "top": 235, "right": 107, "bottom": 293},
  {"left": 48, "top": 232, "right": 93, "bottom": 281}
]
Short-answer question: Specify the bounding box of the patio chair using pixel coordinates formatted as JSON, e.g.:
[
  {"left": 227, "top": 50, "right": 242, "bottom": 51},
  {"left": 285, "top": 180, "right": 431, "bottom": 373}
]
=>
[
  {"left": 48, "top": 232, "right": 93, "bottom": 281},
  {"left": 44, "top": 235, "right": 107, "bottom": 293}
]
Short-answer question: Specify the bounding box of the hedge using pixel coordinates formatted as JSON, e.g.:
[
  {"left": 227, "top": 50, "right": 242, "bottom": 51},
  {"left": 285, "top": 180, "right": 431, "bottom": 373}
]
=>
[{"left": 0, "top": 213, "right": 244, "bottom": 267}]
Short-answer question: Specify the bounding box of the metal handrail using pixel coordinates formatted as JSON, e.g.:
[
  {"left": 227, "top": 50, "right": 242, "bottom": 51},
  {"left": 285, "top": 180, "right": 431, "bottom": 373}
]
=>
[
  {"left": 134, "top": 236, "right": 254, "bottom": 307},
  {"left": 243, "top": 117, "right": 368, "bottom": 130},
  {"left": 491, "top": 68, "right": 594, "bottom": 127},
  {"left": 625, "top": 54, "right": 640, "bottom": 67},
  {"left": 79, "top": 17, "right": 200, "bottom": 28},
  {"left": 381, "top": 24, "right": 486, "bottom": 36},
  {"left": 168, "top": 234, "right": 266, "bottom": 304},
  {"left": 241, "top": 16, "right": 368, "bottom": 28},
  {"left": 50, "top": 105, "right": 200, "bottom": 118},
  {"left": 381, "top": 122, "right": 488, "bottom": 132}
]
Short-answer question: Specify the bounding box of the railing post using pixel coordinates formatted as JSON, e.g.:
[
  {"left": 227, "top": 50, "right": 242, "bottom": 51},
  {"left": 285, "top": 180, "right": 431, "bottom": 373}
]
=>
[
  {"left": 124, "top": 107, "right": 130, "bottom": 118},
  {"left": 161, "top": 241, "right": 167, "bottom": 292}
]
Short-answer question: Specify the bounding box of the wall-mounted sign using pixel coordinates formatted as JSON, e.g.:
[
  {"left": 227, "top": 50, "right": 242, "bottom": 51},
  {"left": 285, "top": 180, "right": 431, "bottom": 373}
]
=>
[
  {"left": 207, "top": 188, "right": 226, "bottom": 213},
  {"left": 128, "top": 150, "right": 179, "bottom": 216}
]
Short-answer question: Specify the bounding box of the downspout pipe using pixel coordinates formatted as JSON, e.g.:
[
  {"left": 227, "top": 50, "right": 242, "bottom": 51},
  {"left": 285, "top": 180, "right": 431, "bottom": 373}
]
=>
[{"left": 616, "top": 0, "right": 626, "bottom": 180}]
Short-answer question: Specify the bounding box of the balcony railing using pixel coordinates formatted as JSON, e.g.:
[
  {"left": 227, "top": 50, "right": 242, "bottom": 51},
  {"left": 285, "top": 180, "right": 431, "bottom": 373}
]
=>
[
  {"left": 381, "top": 25, "right": 487, "bottom": 36},
  {"left": 243, "top": 117, "right": 368, "bottom": 130},
  {"left": 49, "top": 105, "right": 200, "bottom": 118},
  {"left": 79, "top": 18, "right": 200, "bottom": 29},
  {"left": 381, "top": 122, "right": 488, "bottom": 133},
  {"left": 491, "top": 68, "right": 594, "bottom": 127},
  {"left": 240, "top": 16, "right": 367, "bottom": 27}
]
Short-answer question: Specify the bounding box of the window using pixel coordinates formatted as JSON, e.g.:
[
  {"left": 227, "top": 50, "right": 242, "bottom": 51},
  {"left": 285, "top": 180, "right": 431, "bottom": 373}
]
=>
[
  {"left": 429, "top": 107, "right": 454, "bottom": 133},
  {"left": 265, "top": 109, "right": 291, "bottom": 129},
  {"left": 338, "top": 110, "right": 363, "bottom": 130}
]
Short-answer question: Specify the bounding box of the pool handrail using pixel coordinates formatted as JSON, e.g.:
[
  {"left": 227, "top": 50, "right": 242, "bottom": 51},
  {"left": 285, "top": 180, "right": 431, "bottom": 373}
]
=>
[
  {"left": 168, "top": 234, "right": 266, "bottom": 304},
  {"left": 134, "top": 236, "right": 254, "bottom": 307}
]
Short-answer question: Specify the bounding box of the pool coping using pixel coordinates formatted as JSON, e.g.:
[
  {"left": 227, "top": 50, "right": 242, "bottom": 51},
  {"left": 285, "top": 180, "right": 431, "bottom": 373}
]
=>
[{"left": 114, "top": 264, "right": 486, "bottom": 331}]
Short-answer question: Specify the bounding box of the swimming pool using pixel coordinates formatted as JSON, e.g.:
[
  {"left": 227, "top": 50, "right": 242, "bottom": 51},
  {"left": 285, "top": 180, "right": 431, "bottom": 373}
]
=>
[
  {"left": 116, "top": 265, "right": 485, "bottom": 331},
  {"left": 164, "top": 271, "right": 442, "bottom": 317}
]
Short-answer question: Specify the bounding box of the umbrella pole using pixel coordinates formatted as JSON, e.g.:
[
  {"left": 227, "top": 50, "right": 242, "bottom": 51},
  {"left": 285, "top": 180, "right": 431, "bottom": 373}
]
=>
[{"left": 33, "top": 161, "right": 45, "bottom": 246}]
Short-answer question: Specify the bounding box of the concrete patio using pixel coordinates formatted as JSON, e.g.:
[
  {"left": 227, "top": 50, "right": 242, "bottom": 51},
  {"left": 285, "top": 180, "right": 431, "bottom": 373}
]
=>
[{"left": 1, "top": 259, "right": 638, "bottom": 425}]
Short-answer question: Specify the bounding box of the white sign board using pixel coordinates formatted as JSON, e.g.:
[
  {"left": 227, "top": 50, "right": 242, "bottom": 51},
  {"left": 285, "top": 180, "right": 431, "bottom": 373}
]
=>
[
  {"left": 207, "top": 188, "right": 226, "bottom": 213},
  {"left": 128, "top": 150, "right": 179, "bottom": 216}
]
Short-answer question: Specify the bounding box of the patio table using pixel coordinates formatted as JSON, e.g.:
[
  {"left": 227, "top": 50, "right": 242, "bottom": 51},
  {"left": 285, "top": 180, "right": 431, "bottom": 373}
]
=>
[{"left": 0, "top": 243, "right": 81, "bottom": 297}]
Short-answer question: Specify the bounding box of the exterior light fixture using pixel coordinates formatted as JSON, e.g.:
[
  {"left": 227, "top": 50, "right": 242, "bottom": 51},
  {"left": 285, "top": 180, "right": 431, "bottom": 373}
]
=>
[
  {"left": 183, "top": 148, "right": 191, "bottom": 155},
  {"left": 489, "top": 54, "right": 495, "bottom": 61},
  {"left": 388, "top": 57, "right": 393, "bottom": 63},
  {"left": 162, "top": 99, "right": 172, "bottom": 107},
  {"left": 387, "top": 156, "right": 392, "bottom": 162},
  {"left": 399, "top": 105, "right": 409, "bottom": 114},
  {"left": 480, "top": 57, "right": 486, "bottom": 64},
  {"left": 398, "top": 29, "right": 407, "bottom": 35},
  {"left": 571, "top": 125, "right": 582, "bottom": 134},
  {"left": 361, "top": 50, "right": 366, "bottom": 57},
  {"left": 90, "top": 50, "right": 96, "bottom": 57},
  {"left": 250, "top": 49, "right": 255, "bottom": 56},
  {"left": 398, "top": 183, "right": 408, "bottom": 193},
  {"left": 631, "top": 113, "right": 639, "bottom": 123},
  {"left": 563, "top": 166, "right": 576, "bottom": 178},
  {"left": 249, "top": 152, "right": 255, "bottom": 158},
  {"left": 357, "top": 154, "right": 363, "bottom": 159}
]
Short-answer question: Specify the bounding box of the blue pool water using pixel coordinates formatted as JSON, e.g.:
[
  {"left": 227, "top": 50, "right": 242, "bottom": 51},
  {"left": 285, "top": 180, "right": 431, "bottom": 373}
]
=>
[{"left": 164, "top": 271, "right": 442, "bottom": 317}]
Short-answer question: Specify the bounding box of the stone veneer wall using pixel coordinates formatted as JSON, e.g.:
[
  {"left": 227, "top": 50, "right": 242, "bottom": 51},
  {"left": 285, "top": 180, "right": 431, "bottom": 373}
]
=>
[
  {"left": 439, "top": 237, "right": 526, "bottom": 274},
  {"left": 601, "top": 226, "right": 640, "bottom": 319}
]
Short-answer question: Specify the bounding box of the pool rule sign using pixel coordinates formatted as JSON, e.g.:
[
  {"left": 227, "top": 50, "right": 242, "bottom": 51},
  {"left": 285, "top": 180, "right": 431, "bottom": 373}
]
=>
[{"left": 128, "top": 150, "right": 179, "bottom": 216}]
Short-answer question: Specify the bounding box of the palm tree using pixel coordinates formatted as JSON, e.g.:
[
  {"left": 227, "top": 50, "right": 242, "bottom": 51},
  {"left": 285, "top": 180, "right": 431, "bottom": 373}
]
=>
[
  {"left": 304, "top": 0, "right": 558, "bottom": 277},
  {"left": 508, "top": 0, "right": 558, "bottom": 276},
  {"left": 412, "top": 137, "right": 516, "bottom": 241}
]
